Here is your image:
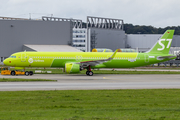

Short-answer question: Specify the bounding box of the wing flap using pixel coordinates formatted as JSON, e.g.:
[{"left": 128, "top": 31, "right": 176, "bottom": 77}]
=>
[{"left": 77, "top": 49, "right": 118, "bottom": 67}]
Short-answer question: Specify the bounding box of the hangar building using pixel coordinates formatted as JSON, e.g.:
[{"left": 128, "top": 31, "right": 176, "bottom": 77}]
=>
[
  {"left": 72, "top": 16, "right": 125, "bottom": 52},
  {"left": 0, "top": 17, "right": 73, "bottom": 62}
]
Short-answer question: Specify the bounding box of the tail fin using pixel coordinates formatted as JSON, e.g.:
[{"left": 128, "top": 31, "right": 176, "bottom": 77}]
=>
[{"left": 147, "top": 30, "right": 174, "bottom": 54}]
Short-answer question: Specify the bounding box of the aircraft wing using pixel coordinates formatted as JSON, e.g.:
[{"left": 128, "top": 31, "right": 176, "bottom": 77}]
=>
[{"left": 77, "top": 49, "right": 118, "bottom": 67}]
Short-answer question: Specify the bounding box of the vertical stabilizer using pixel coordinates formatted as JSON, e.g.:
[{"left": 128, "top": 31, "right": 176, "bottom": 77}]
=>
[{"left": 147, "top": 30, "right": 174, "bottom": 54}]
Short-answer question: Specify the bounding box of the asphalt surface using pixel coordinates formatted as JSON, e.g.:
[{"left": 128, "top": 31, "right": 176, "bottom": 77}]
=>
[{"left": 0, "top": 74, "right": 180, "bottom": 91}]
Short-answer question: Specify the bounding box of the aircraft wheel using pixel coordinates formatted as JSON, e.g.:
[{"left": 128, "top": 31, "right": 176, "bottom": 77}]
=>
[
  {"left": 11, "top": 71, "right": 16, "bottom": 76},
  {"left": 88, "top": 71, "right": 93, "bottom": 76},
  {"left": 86, "top": 71, "right": 89, "bottom": 75},
  {"left": 25, "top": 71, "right": 29, "bottom": 76},
  {"left": 29, "top": 71, "right": 33, "bottom": 76}
]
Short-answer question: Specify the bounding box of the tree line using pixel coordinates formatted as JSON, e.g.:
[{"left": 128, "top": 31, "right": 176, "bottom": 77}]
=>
[
  {"left": 81, "top": 22, "right": 180, "bottom": 35},
  {"left": 124, "top": 24, "right": 180, "bottom": 35}
]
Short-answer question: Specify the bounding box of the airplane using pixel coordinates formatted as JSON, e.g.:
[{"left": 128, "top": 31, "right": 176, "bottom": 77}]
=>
[{"left": 3, "top": 30, "right": 176, "bottom": 76}]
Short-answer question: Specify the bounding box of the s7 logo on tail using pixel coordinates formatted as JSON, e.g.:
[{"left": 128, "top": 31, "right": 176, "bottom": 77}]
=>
[{"left": 157, "top": 39, "right": 172, "bottom": 51}]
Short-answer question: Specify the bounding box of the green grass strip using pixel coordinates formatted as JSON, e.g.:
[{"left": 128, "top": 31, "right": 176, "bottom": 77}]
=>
[
  {"left": 0, "top": 89, "right": 180, "bottom": 119},
  {"left": 0, "top": 78, "right": 56, "bottom": 82}
]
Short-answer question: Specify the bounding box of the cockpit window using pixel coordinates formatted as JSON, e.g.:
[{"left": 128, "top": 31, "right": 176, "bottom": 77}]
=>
[{"left": 9, "top": 56, "right": 16, "bottom": 58}]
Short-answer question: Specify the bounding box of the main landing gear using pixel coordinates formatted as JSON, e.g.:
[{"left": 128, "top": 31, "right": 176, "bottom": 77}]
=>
[
  {"left": 25, "top": 71, "right": 33, "bottom": 76},
  {"left": 86, "top": 66, "right": 93, "bottom": 76}
]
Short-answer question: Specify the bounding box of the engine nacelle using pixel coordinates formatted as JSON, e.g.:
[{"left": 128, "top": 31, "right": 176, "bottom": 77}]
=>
[{"left": 65, "top": 63, "right": 80, "bottom": 73}]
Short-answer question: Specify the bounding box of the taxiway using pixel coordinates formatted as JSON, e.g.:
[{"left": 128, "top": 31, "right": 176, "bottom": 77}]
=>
[{"left": 0, "top": 74, "right": 180, "bottom": 91}]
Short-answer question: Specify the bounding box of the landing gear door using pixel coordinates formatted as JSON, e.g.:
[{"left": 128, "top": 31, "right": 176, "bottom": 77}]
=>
[{"left": 21, "top": 53, "right": 26, "bottom": 62}]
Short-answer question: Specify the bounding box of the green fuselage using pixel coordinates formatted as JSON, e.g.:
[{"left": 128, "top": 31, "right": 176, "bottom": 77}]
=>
[{"left": 3, "top": 51, "right": 175, "bottom": 69}]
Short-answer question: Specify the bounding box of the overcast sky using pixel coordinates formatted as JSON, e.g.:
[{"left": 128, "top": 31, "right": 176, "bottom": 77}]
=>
[{"left": 0, "top": 0, "right": 179, "bottom": 28}]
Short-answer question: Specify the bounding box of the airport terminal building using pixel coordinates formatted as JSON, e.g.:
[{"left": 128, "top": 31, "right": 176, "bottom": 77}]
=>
[{"left": 0, "top": 16, "right": 180, "bottom": 64}]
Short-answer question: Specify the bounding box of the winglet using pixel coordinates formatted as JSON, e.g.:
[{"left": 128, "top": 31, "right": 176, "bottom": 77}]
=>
[{"left": 110, "top": 49, "right": 118, "bottom": 59}]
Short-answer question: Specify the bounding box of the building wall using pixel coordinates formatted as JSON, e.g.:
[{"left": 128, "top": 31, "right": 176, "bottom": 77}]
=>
[
  {"left": 127, "top": 34, "right": 180, "bottom": 52},
  {"left": 171, "top": 35, "right": 180, "bottom": 47},
  {"left": 127, "top": 34, "right": 162, "bottom": 49},
  {"left": 89, "top": 28, "right": 126, "bottom": 51},
  {"left": 0, "top": 20, "right": 72, "bottom": 60}
]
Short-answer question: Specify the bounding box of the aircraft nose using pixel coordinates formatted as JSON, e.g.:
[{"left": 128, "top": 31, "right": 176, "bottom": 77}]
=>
[{"left": 3, "top": 58, "right": 10, "bottom": 65}]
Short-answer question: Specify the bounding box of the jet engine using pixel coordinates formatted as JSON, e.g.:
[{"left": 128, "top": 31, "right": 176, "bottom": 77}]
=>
[{"left": 65, "top": 63, "right": 80, "bottom": 73}]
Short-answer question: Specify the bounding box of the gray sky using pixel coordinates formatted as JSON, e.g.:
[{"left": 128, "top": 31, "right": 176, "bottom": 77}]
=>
[{"left": 0, "top": 0, "right": 179, "bottom": 28}]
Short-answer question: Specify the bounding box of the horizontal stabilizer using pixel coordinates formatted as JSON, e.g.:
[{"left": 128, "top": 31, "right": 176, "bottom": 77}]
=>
[{"left": 157, "top": 55, "right": 176, "bottom": 60}]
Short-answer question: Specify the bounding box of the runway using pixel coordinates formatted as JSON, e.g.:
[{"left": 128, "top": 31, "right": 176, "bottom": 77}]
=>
[{"left": 0, "top": 74, "right": 180, "bottom": 91}]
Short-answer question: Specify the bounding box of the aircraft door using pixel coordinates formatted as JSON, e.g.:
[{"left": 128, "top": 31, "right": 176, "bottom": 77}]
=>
[
  {"left": 144, "top": 54, "right": 149, "bottom": 63},
  {"left": 21, "top": 53, "right": 26, "bottom": 62}
]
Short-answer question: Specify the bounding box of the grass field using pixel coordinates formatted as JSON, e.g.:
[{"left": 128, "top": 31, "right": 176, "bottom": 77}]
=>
[{"left": 0, "top": 89, "right": 180, "bottom": 120}]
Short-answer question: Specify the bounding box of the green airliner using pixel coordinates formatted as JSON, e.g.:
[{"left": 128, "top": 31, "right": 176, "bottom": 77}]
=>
[{"left": 3, "top": 30, "right": 176, "bottom": 76}]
